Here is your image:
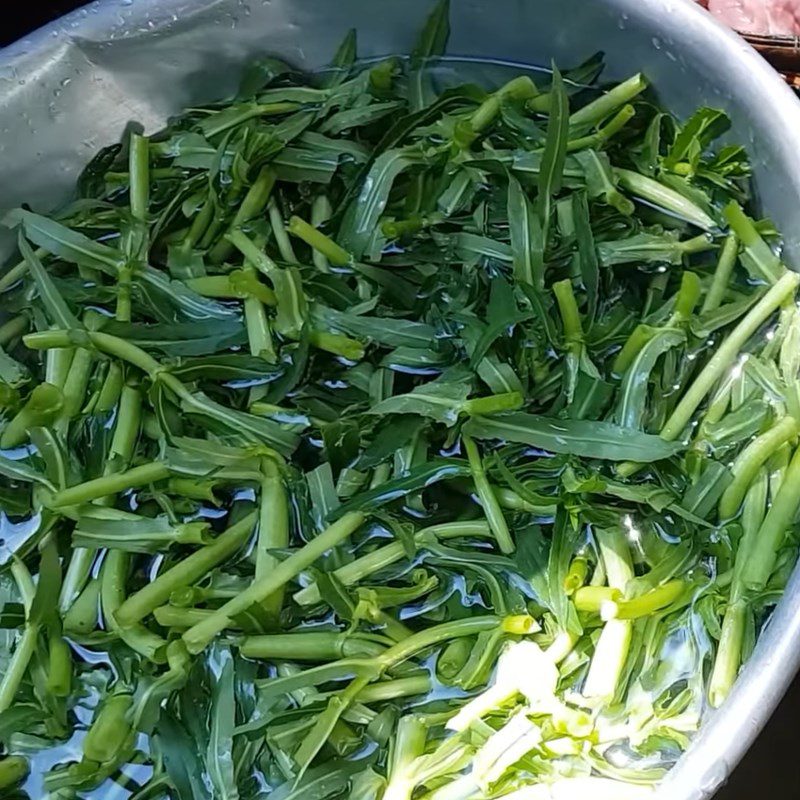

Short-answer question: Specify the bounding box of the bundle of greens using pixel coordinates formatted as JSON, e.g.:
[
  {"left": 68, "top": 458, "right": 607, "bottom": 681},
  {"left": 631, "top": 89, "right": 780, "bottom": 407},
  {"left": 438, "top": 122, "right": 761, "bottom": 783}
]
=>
[{"left": 1, "top": 1, "right": 799, "bottom": 798}]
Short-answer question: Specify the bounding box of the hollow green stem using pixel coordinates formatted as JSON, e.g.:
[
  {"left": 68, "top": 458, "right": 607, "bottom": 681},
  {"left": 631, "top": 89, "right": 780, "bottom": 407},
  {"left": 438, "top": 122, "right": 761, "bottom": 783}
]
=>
[
  {"left": 0, "top": 756, "right": 29, "bottom": 789},
  {"left": 0, "top": 315, "right": 29, "bottom": 345},
  {"left": 493, "top": 486, "right": 556, "bottom": 515},
  {"left": 60, "top": 385, "right": 142, "bottom": 612},
  {"left": 268, "top": 198, "right": 298, "bottom": 263},
  {"left": 59, "top": 548, "right": 98, "bottom": 616},
  {"left": 186, "top": 274, "right": 276, "bottom": 304},
  {"left": 46, "top": 634, "right": 73, "bottom": 697},
  {"left": 610, "top": 579, "right": 686, "bottom": 620},
  {"left": 0, "top": 253, "right": 37, "bottom": 293},
  {"left": 288, "top": 214, "right": 352, "bottom": 266},
  {"left": 702, "top": 234, "right": 739, "bottom": 313},
  {"left": 309, "top": 330, "right": 365, "bottom": 360},
  {"left": 182, "top": 511, "right": 366, "bottom": 653},
  {"left": 719, "top": 415, "right": 799, "bottom": 519},
  {"left": 154, "top": 605, "right": 236, "bottom": 630},
  {"left": 229, "top": 268, "right": 279, "bottom": 305},
  {"left": 733, "top": 470, "right": 769, "bottom": 594},
  {"left": 553, "top": 277, "right": 584, "bottom": 345},
  {"left": 660, "top": 271, "right": 800, "bottom": 442},
  {"left": 564, "top": 556, "right": 589, "bottom": 594},
  {"left": 567, "top": 104, "right": 635, "bottom": 152},
  {"left": 82, "top": 693, "right": 135, "bottom": 764},
  {"left": 723, "top": 201, "right": 783, "bottom": 284},
  {"left": 255, "top": 460, "right": 289, "bottom": 619},
  {"left": 108, "top": 385, "right": 143, "bottom": 469},
  {"left": 379, "top": 616, "right": 512, "bottom": 672},
  {"left": 357, "top": 675, "right": 432, "bottom": 704},
  {"left": 102, "top": 551, "right": 167, "bottom": 662},
  {"left": 244, "top": 276, "right": 277, "bottom": 363},
  {"left": 95, "top": 362, "right": 123, "bottom": 412},
  {"left": 63, "top": 577, "right": 101, "bottom": 634},
  {"left": 129, "top": 132, "right": 150, "bottom": 222},
  {"left": 669, "top": 271, "right": 702, "bottom": 323},
  {"left": 209, "top": 166, "right": 276, "bottom": 263},
  {"left": 293, "top": 520, "right": 491, "bottom": 606},
  {"left": 49, "top": 461, "right": 169, "bottom": 508},
  {"left": 612, "top": 324, "right": 655, "bottom": 376},
  {"left": 45, "top": 346, "right": 73, "bottom": 390},
  {"left": 570, "top": 73, "right": 648, "bottom": 128},
  {"left": 240, "top": 632, "right": 387, "bottom": 661},
  {"left": 115, "top": 511, "right": 257, "bottom": 629},
  {"left": 573, "top": 585, "right": 621, "bottom": 613},
  {"left": 116, "top": 265, "right": 132, "bottom": 322},
  {"left": 470, "top": 75, "right": 538, "bottom": 133},
  {"left": 708, "top": 599, "right": 746, "bottom": 708},
  {"left": 462, "top": 435, "right": 515, "bottom": 554},
  {"left": 384, "top": 715, "right": 428, "bottom": 800},
  {"left": 740, "top": 442, "right": 800, "bottom": 591},
  {"left": 310, "top": 194, "right": 333, "bottom": 273},
  {"left": 0, "top": 625, "right": 37, "bottom": 713},
  {"left": 0, "top": 382, "right": 64, "bottom": 449},
  {"left": 61, "top": 347, "right": 94, "bottom": 419},
  {"left": 24, "top": 329, "right": 161, "bottom": 377}
]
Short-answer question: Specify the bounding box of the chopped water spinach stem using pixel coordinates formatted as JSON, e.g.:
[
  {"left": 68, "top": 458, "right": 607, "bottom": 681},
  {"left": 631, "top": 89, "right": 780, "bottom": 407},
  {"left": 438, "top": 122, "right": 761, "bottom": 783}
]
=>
[{"left": 0, "top": 1, "right": 798, "bottom": 795}]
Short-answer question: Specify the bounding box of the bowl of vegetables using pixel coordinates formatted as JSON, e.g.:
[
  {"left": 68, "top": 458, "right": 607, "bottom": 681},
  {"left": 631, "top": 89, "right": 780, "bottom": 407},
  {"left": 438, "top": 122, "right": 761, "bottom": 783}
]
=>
[{"left": 2, "top": 0, "right": 800, "bottom": 799}]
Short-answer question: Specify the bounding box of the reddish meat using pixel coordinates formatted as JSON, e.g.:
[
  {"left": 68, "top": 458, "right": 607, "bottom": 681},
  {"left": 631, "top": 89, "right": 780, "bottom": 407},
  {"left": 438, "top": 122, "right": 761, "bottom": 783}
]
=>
[{"left": 706, "top": 0, "right": 800, "bottom": 35}]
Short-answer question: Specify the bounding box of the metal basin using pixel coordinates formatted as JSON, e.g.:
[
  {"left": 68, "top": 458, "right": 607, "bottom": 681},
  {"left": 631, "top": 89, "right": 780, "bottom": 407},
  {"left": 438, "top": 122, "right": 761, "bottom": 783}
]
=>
[{"left": 2, "top": 1, "right": 800, "bottom": 797}]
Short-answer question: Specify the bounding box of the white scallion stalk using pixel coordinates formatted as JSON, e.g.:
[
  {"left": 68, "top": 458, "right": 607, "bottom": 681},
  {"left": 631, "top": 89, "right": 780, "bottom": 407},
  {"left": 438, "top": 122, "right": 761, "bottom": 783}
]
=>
[{"left": 583, "top": 526, "right": 635, "bottom": 700}]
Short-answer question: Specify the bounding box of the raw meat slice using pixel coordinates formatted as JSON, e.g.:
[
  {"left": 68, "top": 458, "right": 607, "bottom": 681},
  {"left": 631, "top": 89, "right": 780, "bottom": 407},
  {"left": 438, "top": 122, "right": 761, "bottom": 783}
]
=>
[{"left": 706, "top": 0, "right": 800, "bottom": 36}]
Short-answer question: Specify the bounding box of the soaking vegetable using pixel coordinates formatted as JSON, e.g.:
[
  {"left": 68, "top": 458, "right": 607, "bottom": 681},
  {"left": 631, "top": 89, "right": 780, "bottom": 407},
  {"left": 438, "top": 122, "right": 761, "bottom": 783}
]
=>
[{"left": 0, "top": 2, "right": 798, "bottom": 797}]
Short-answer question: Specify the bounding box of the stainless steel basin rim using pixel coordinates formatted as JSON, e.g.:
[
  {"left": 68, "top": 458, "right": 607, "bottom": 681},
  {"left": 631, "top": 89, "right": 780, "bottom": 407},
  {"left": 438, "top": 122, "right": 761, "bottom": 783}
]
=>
[{"left": 1, "top": 1, "right": 799, "bottom": 797}]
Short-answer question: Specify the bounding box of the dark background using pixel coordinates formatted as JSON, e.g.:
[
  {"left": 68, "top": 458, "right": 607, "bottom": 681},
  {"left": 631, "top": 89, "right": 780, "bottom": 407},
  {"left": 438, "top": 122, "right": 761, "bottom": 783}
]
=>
[{"left": 2, "top": 2, "right": 799, "bottom": 798}]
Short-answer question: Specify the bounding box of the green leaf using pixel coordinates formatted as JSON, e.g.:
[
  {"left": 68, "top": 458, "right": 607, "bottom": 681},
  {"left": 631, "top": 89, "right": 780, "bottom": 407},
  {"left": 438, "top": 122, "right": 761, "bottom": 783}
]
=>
[
  {"left": 5, "top": 209, "right": 122, "bottom": 274},
  {"left": 597, "top": 231, "right": 710, "bottom": 266},
  {"left": 73, "top": 510, "right": 211, "bottom": 554},
  {"left": 335, "top": 460, "right": 471, "bottom": 516},
  {"left": 572, "top": 191, "right": 600, "bottom": 322},
  {"left": 410, "top": 0, "right": 450, "bottom": 68},
  {"left": 368, "top": 378, "right": 470, "bottom": 425},
  {"left": 536, "top": 65, "right": 569, "bottom": 245},
  {"left": 101, "top": 319, "right": 246, "bottom": 356},
  {"left": 464, "top": 413, "right": 684, "bottom": 461},
  {"left": 508, "top": 175, "right": 544, "bottom": 288},
  {"left": 29, "top": 538, "right": 62, "bottom": 626},
  {"left": 615, "top": 328, "right": 686, "bottom": 430},
  {"left": 322, "top": 29, "right": 357, "bottom": 89},
  {"left": 311, "top": 305, "right": 436, "bottom": 348},
  {"left": 18, "top": 234, "right": 82, "bottom": 331},
  {"left": 664, "top": 107, "right": 731, "bottom": 174},
  {"left": 154, "top": 714, "right": 213, "bottom": 800},
  {"left": 271, "top": 757, "right": 374, "bottom": 800},
  {"left": 408, "top": 0, "right": 451, "bottom": 110},
  {"left": 574, "top": 149, "right": 634, "bottom": 216},
  {"left": 357, "top": 416, "right": 427, "bottom": 470},
  {"left": 206, "top": 646, "right": 239, "bottom": 800},
  {"left": 338, "top": 148, "right": 433, "bottom": 259}
]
